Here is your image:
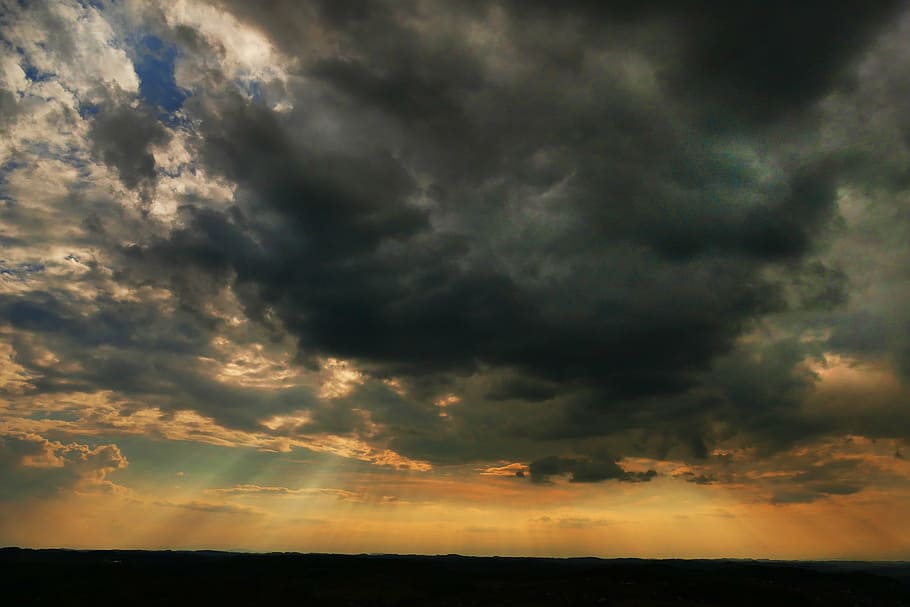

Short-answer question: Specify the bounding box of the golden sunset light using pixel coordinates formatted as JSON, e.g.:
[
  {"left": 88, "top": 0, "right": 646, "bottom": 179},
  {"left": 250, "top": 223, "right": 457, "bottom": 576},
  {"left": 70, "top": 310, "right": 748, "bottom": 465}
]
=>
[{"left": 2, "top": 1, "right": 910, "bottom": 604}]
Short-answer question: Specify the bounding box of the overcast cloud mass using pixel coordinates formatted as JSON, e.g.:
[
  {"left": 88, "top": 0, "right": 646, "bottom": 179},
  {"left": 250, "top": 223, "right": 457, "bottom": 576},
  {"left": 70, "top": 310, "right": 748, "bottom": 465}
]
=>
[{"left": 1, "top": 0, "right": 910, "bottom": 557}]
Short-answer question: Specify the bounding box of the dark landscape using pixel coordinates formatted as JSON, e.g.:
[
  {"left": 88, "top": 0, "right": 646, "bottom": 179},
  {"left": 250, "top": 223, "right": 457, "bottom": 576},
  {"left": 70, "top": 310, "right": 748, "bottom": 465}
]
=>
[
  {"left": 3, "top": 548, "right": 909, "bottom": 606},
  {"left": 4, "top": 0, "right": 910, "bottom": 598}
]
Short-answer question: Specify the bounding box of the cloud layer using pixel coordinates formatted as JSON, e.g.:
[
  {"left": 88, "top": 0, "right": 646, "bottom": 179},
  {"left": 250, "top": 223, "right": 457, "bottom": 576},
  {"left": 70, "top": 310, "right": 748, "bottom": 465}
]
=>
[{"left": 1, "top": 0, "right": 910, "bottom": 546}]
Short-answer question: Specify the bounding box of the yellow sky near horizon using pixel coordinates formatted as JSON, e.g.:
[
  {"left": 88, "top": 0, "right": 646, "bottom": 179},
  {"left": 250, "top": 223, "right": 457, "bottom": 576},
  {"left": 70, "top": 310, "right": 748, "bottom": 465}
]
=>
[{"left": 3, "top": 0, "right": 910, "bottom": 562}]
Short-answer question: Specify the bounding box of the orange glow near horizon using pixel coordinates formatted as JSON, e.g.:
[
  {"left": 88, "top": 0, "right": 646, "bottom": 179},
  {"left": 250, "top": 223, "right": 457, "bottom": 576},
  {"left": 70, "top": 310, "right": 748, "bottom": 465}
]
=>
[
  {"left": 0, "top": 443, "right": 908, "bottom": 559},
  {"left": 4, "top": 0, "right": 910, "bottom": 563}
]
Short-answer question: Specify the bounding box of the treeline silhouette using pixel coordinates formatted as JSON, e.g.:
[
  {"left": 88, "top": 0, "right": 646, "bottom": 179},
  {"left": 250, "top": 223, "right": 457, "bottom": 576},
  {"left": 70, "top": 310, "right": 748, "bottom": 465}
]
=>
[{"left": 2, "top": 548, "right": 909, "bottom": 606}]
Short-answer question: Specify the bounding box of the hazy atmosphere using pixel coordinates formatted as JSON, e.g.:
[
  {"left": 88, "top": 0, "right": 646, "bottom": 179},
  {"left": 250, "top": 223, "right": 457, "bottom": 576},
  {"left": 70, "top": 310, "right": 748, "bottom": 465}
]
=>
[{"left": 2, "top": 0, "right": 910, "bottom": 559}]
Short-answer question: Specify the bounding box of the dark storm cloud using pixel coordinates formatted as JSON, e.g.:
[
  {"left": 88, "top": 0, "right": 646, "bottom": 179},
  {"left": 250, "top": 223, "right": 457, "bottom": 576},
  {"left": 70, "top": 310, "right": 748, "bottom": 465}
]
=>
[
  {"left": 216, "top": 0, "right": 908, "bottom": 127},
  {"left": 6, "top": 0, "right": 910, "bottom": 486},
  {"left": 89, "top": 99, "right": 170, "bottom": 195},
  {"left": 769, "top": 460, "right": 866, "bottom": 504},
  {"left": 684, "top": 473, "right": 715, "bottom": 485},
  {"left": 100, "top": 0, "right": 910, "bottom": 467},
  {"left": 527, "top": 455, "right": 656, "bottom": 484},
  {"left": 133, "top": 87, "right": 789, "bottom": 402},
  {"left": 505, "top": 0, "right": 906, "bottom": 125}
]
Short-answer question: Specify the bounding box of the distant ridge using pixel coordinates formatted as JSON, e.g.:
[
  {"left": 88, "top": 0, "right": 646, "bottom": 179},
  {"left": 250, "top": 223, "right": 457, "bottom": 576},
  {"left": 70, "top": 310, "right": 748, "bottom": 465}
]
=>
[{"left": 2, "top": 547, "right": 908, "bottom": 606}]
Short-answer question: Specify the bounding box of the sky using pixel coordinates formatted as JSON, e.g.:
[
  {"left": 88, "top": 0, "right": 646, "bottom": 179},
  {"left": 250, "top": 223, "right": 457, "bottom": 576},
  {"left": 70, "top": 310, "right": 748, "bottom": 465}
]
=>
[{"left": 1, "top": 0, "right": 910, "bottom": 559}]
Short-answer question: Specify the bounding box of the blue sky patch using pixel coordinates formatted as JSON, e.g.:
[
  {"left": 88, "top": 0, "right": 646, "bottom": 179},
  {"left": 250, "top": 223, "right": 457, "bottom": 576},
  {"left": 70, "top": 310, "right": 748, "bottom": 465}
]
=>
[
  {"left": 134, "top": 35, "right": 189, "bottom": 113},
  {"left": 20, "top": 53, "right": 55, "bottom": 83},
  {"left": 78, "top": 102, "right": 100, "bottom": 119},
  {"left": 0, "top": 262, "right": 46, "bottom": 277}
]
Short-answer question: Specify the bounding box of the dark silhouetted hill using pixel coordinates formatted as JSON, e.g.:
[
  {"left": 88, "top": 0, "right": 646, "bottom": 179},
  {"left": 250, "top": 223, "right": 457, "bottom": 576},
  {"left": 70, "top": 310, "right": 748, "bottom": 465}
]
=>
[{"left": 2, "top": 548, "right": 909, "bottom": 606}]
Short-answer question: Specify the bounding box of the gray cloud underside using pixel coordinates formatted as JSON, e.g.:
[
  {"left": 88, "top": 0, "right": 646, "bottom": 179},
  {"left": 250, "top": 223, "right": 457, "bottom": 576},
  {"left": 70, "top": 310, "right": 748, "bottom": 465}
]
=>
[{"left": 4, "top": 0, "right": 910, "bottom": 495}]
